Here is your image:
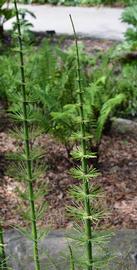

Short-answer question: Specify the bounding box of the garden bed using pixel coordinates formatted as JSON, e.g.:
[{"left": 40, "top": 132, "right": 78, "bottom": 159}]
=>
[
  {"left": 1, "top": 123, "right": 137, "bottom": 230},
  {"left": 1, "top": 37, "right": 137, "bottom": 231}
]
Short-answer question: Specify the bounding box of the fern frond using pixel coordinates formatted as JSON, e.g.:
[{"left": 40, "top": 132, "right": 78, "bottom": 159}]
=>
[
  {"left": 96, "top": 93, "right": 125, "bottom": 143},
  {"left": 121, "top": 5, "right": 137, "bottom": 27}
]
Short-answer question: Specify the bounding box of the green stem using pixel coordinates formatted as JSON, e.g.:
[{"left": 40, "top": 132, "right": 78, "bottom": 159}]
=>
[
  {"left": 0, "top": 224, "right": 7, "bottom": 270},
  {"left": 13, "top": 1, "right": 41, "bottom": 270},
  {"left": 69, "top": 15, "right": 92, "bottom": 270},
  {"left": 68, "top": 243, "right": 75, "bottom": 270}
]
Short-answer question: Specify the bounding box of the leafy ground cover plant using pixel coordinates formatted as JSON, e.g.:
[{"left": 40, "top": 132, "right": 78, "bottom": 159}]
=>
[
  {"left": 0, "top": 3, "right": 137, "bottom": 270},
  {"left": 102, "top": 47, "right": 137, "bottom": 118},
  {"left": 1, "top": 16, "right": 135, "bottom": 157},
  {"left": 0, "top": 0, "right": 14, "bottom": 42},
  {"left": 113, "top": 2, "right": 137, "bottom": 58},
  {"left": 0, "top": 52, "right": 19, "bottom": 102},
  {"left": 1, "top": 40, "right": 126, "bottom": 161},
  {"left": 110, "top": 63, "right": 137, "bottom": 118},
  {"left": 121, "top": 3, "right": 137, "bottom": 46},
  {"left": 45, "top": 47, "right": 125, "bottom": 164},
  {"left": 1, "top": 9, "right": 112, "bottom": 270},
  {"left": 28, "top": 40, "right": 90, "bottom": 157}
]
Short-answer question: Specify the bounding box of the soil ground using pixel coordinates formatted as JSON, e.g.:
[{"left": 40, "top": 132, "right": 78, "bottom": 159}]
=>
[
  {"left": 1, "top": 129, "right": 137, "bottom": 230},
  {"left": 1, "top": 38, "right": 137, "bottom": 230}
]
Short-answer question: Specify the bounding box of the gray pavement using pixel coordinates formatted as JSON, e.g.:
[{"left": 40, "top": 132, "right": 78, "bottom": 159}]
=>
[
  {"left": 4, "top": 4, "right": 127, "bottom": 40},
  {"left": 4, "top": 229, "right": 137, "bottom": 269}
]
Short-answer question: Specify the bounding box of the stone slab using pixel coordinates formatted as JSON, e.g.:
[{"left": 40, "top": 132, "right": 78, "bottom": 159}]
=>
[
  {"left": 111, "top": 117, "right": 137, "bottom": 139},
  {"left": 3, "top": 229, "right": 137, "bottom": 269}
]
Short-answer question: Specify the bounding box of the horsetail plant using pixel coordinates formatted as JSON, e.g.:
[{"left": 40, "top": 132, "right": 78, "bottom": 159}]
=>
[
  {"left": 68, "top": 15, "right": 111, "bottom": 270},
  {"left": 13, "top": 3, "right": 40, "bottom": 269},
  {"left": 68, "top": 242, "right": 75, "bottom": 270},
  {"left": 0, "top": 224, "right": 7, "bottom": 270},
  {"left": 7, "top": 1, "right": 48, "bottom": 269}
]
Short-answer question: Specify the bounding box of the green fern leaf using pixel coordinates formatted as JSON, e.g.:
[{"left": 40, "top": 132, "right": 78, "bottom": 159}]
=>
[{"left": 96, "top": 93, "right": 125, "bottom": 143}]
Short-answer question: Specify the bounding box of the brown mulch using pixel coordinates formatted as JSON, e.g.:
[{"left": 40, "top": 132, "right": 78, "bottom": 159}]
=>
[
  {"left": 61, "top": 38, "right": 117, "bottom": 54},
  {"left": 1, "top": 129, "right": 137, "bottom": 230}
]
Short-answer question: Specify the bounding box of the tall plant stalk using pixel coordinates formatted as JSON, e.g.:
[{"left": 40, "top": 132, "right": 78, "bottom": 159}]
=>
[
  {"left": 69, "top": 15, "right": 93, "bottom": 270},
  {"left": 13, "top": 1, "right": 40, "bottom": 269},
  {"left": 0, "top": 224, "right": 7, "bottom": 270},
  {"left": 68, "top": 15, "right": 111, "bottom": 270}
]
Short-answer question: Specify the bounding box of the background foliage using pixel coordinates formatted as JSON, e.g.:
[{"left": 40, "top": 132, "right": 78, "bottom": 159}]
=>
[
  {"left": 16, "top": 0, "right": 136, "bottom": 6},
  {"left": 1, "top": 1, "right": 137, "bottom": 156},
  {"left": 1, "top": 37, "right": 137, "bottom": 160}
]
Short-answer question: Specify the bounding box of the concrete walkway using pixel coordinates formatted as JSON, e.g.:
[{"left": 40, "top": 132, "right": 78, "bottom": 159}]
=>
[{"left": 4, "top": 4, "right": 127, "bottom": 40}]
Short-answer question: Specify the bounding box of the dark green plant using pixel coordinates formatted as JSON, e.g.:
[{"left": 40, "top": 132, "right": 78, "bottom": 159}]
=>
[
  {"left": 85, "top": 76, "right": 125, "bottom": 143},
  {"left": 121, "top": 4, "right": 137, "bottom": 46},
  {"left": 0, "top": 0, "right": 14, "bottom": 41},
  {"left": 12, "top": 8, "right": 36, "bottom": 43},
  {"left": 29, "top": 40, "right": 89, "bottom": 157},
  {"left": 97, "top": 47, "right": 137, "bottom": 118},
  {"left": 14, "top": 0, "right": 134, "bottom": 6},
  {"left": 49, "top": 50, "right": 125, "bottom": 162},
  {"left": 115, "top": 1, "right": 137, "bottom": 58},
  {"left": 0, "top": 52, "right": 19, "bottom": 102},
  {"left": 67, "top": 15, "right": 111, "bottom": 270},
  {"left": 1, "top": 40, "right": 126, "bottom": 159},
  {"left": 112, "top": 63, "right": 137, "bottom": 117}
]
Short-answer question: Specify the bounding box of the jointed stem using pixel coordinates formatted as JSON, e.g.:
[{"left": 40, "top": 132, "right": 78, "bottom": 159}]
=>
[
  {"left": 68, "top": 243, "right": 75, "bottom": 270},
  {"left": 0, "top": 224, "right": 7, "bottom": 270},
  {"left": 69, "top": 15, "right": 92, "bottom": 270},
  {"left": 14, "top": 1, "right": 40, "bottom": 269}
]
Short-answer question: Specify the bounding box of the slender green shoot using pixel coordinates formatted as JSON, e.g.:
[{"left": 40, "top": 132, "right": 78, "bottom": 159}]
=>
[
  {"left": 69, "top": 14, "right": 93, "bottom": 270},
  {"left": 68, "top": 243, "right": 75, "bottom": 270},
  {"left": 13, "top": 1, "right": 41, "bottom": 269},
  {"left": 0, "top": 224, "right": 7, "bottom": 270}
]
